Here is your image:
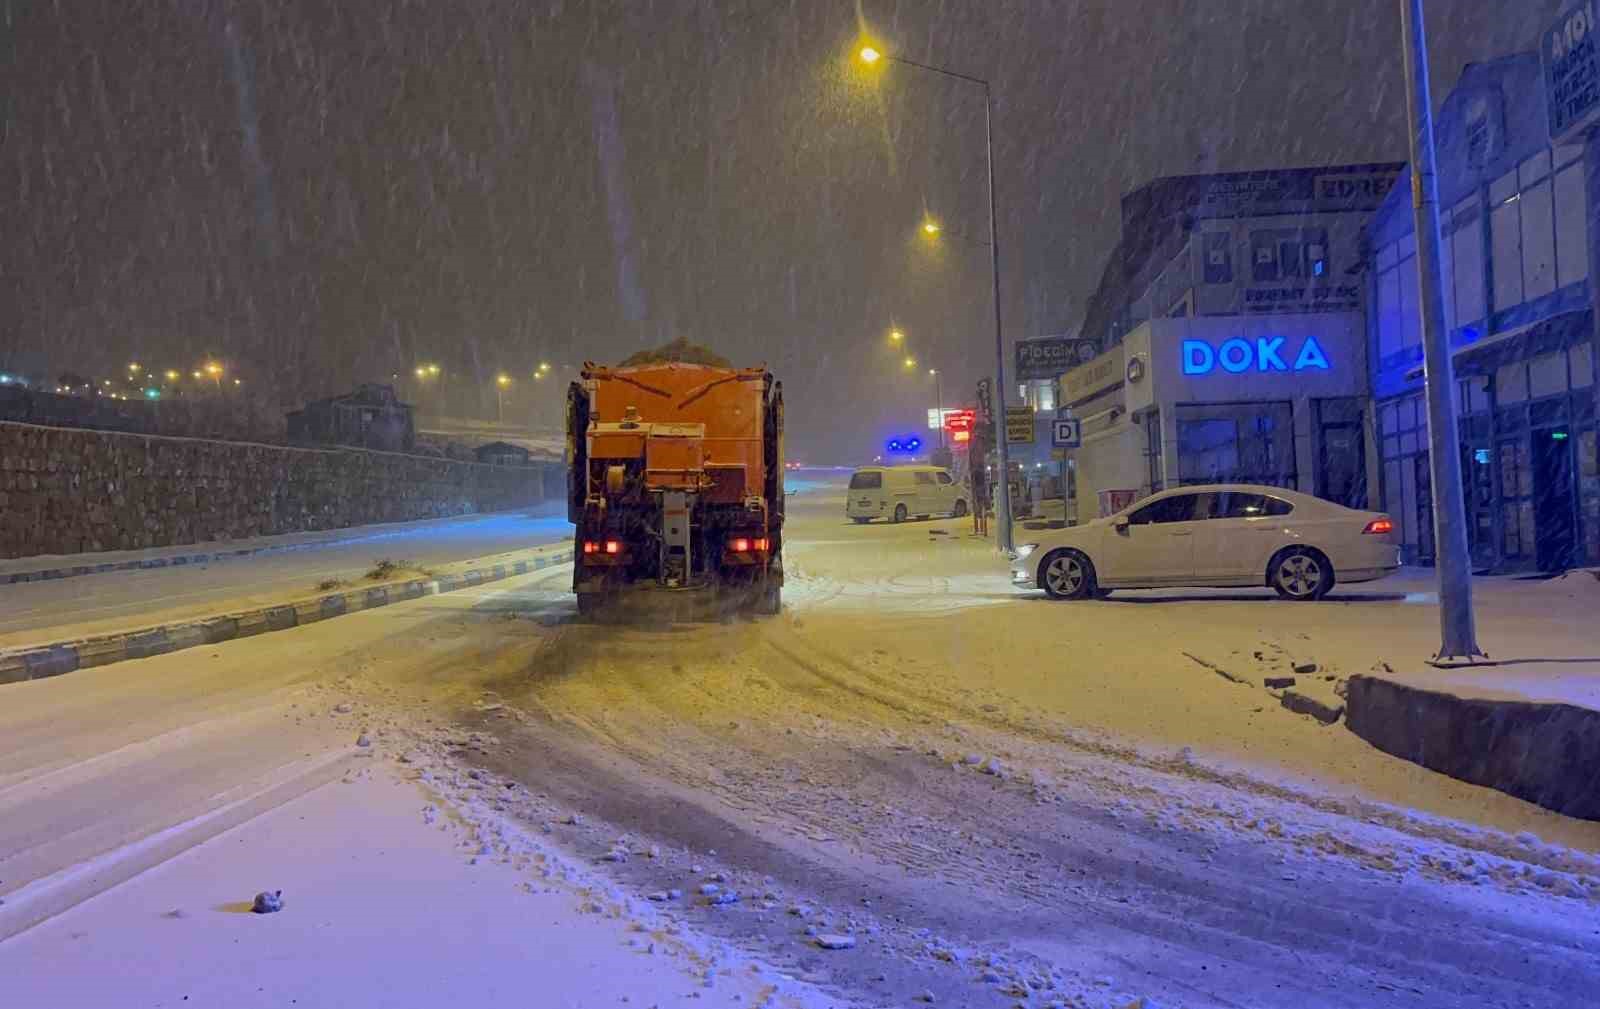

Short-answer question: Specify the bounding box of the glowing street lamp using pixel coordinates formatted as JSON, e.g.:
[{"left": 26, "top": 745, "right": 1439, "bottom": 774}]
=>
[
  {"left": 889, "top": 327, "right": 904, "bottom": 343},
  {"left": 165, "top": 370, "right": 180, "bottom": 382},
  {"left": 858, "top": 46, "right": 881, "bottom": 63},
  {"left": 922, "top": 219, "right": 942, "bottom": 236},
  {"left": 903, "top": 356, "right": 917, "bottom": 369},
  {"left": 494, "top": 373, "right": 512, "bottom": 423},
  {"left": 128, "top": 362, "right": 142, "bottom": 374}
]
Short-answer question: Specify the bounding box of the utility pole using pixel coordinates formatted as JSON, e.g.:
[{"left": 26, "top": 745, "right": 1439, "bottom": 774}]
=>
[
  {"left": 1399, "top": 0, "right": 1484, "bottom": 661},
  {"left": 930, "top": 369, "right": 946, "bottom": 448},
  {"left": 983, "top": 86, "right": 1016, "bottom": 554}
]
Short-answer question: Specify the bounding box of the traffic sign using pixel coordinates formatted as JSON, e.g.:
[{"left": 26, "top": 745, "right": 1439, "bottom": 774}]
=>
[
  {"left": 1005, "top": 407, "right": 1034, "bottom": 444},
  {"left": 1051, "top": 418, "right": 1081, "bottom": 448}
]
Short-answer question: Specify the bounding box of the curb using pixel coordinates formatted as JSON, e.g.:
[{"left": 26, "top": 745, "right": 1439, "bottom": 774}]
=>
[
  {"left": 1345, "top": 673, "right": 1600, "bottom": 821},
  {"left": 0, "top": 546, "right": 575, "bottom": 686},
  {"left": 0, "top": 512, "right": 559, "bottom": 586}
]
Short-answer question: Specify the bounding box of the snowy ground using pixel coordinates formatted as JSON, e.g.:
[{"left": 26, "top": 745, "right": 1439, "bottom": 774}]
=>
[
  {"left": 0, "top": 506, "right": 570, "bottom": 648},
  {"left": 3, "top": 472, "right": 1598, "bottom": 1008}
]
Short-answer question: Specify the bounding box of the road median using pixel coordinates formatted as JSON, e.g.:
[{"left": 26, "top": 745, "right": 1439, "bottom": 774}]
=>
[{"left": 0, "top": 543, "right": 574, "bottom": 685}]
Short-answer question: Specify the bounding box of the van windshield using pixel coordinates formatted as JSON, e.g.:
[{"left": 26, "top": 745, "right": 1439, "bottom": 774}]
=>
[{"left": 848, "top": 471, "right": 882, "bottom": 490}]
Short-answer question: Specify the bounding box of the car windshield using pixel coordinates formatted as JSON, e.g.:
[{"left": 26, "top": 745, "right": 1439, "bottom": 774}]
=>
[{"left": 7, "top": 7, "right": 1597, "bottom": 1009}]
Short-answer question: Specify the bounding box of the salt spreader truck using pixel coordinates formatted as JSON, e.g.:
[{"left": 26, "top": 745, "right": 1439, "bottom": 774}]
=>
[{"left": 566, "top": 356, "right": 784, "bottom": 616}]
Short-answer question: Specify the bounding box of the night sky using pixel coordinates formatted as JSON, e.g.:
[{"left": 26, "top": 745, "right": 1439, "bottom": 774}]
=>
[{"left": 0, "top": 1, "right": 1564, "bottom": 459}]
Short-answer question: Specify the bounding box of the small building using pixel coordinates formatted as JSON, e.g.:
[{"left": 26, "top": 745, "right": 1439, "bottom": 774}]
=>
[
  {"left": 474, "top": 440, "right": 532, "bottom": 466},
  {"left": 286, "top": 383, "right": 414, "bottom": 452},
  {"left": 1057, "top": 162, "right": 1401, "bottom": 525}
]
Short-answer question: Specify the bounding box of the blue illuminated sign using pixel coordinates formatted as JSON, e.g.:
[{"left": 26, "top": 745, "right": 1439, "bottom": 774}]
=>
[{"left": 1182, "top": 336, "right": 1331, "bottom": 376}]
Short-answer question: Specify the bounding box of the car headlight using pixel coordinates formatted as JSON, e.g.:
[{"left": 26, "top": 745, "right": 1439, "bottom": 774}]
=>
[{"left": 1013, "top": 543, "right": 1040, "bottom": 561}]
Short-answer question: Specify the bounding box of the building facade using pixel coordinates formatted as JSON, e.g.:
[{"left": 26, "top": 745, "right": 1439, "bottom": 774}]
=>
[
  {"left": 1060, "top": 162, "right": 1400, "bottom": 525},
  {"left": 1365, "top": 53, "right": 1600, "bottom": 571}
]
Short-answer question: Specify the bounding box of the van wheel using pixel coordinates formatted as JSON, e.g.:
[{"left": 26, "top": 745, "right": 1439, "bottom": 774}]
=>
[
  {"left": 953, "top": 499, "right": 968, "bottom": 518},
  {"left": 1040, "top": 549, "right": 1096, "bottom": 600},
  {"left": 892, "top": 504, "right": 908, "bottom": 523},
  {"left": 1270, "top": 547, "right": 1333, "bottom": 600}
]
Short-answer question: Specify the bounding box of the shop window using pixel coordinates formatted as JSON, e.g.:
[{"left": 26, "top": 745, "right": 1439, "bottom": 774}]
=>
[
  {"left": 1521, "top": 179, "right": 1556, "bottom": 300},
  {"left": 1491, "top": 192, "right": 1523, "bottom": 312},
  {"left": 1174, "top": 402, "right": 1295, "bottom": 488},
  {"left": 1496, "top": 362, "right": 1528, "bottom": 404},
  {"left": 1573, "top": 342, "right": 1595, "bottom": 389},
  {"left": 1202, "top": 232, "right": 1232, "bottom": 284},
  {"left": 1529, "top": 351, "right": 1569, "bottom": 400},
  {"left": 1377, "top": 263, "right": 1404, "bottom": 358},
  {"left": 1555, "top": 163, "right": 1589, "bottom": 290},
  {"left": 1451, "top": 197, "right": 1485, "bottom": 326}
]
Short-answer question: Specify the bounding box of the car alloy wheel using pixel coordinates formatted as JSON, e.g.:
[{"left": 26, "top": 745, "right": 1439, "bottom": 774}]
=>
[
  {"left": 1272, "top": 549, "right": 1329, "bottom": 600},
  {"left": 893, "top": 504, "right": 908, "bottom": 523},
  {"left": 1041, "top": 550, "right": 1093, "bottom": 600}
]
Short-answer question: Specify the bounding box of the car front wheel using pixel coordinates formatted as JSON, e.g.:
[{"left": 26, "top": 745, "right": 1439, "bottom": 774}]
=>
[
  {"left": 1039, "top": 549, "right": 1096, "bottom": 600},
  {"left": 1270, "top": 547, "right": 1333, "bottom": 600}
]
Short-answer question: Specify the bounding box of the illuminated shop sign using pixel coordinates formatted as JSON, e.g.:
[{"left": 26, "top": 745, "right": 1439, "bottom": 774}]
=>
[{"left": 1181, "top": 336, "right": 1331, "bottom": 376}]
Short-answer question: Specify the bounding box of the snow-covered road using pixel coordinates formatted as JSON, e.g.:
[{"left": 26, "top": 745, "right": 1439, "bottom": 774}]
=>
[
  {"left": 0, "top": 507, "right": 571, "bottom": 649},
  {"left": 2, "top": 473, "right": 1597, "bottom": 1008}
]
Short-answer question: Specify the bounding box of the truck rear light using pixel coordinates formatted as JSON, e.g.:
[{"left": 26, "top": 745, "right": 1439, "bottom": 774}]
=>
[
  {"left": 582, "top": 541, "right": 599, "bottom": 555},
  {"left": 1362, "top": 517, "right": 1395, "bottom": 535},
  {"left": 604, "top": 540, "right": 622, "bottom": 555},
  {"left": 729, "top": 537, "right": 751, "bottom": 553},
  {"left": 753, "top": 537, "right": 769, "bottom": 552}
]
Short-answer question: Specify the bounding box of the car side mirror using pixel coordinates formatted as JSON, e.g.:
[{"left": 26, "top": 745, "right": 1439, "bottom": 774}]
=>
[{"left": 1114, "top": 518, "right": 1130, "bottom": 534}]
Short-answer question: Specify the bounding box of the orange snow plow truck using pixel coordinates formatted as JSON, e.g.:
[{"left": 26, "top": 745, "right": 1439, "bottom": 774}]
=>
[{"left": 566, "top": 356, "right": 784, "bottom": 617}]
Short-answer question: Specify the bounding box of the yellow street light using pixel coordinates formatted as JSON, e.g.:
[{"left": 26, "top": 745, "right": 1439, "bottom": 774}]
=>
[
  {"left": 922, "top": 219, "right": 942, "bottom": 236},
  {"left": 415, "top": 366, "right": 427, "bottom": 378},
  {"left": 496, "top": 373, "right": 512, "bottom": 387},
  {"left": 427, "top": 364, "right": 440, "bottom": 376},
  {"left": 192, "top": 371, "right": 202, "bottom": 379},
  {"left": 859, "top": 46, "right": 881, "bottom": 63},
  {"left": 889, "top": 328, "right": 904, "bottom": 343},
  {"left": 205, "top": 362, "right": 222, "bottom": 376},
  {"left": 128, "top": 362, "right": 142, "bottom": 374},
  {"left": 928, "top": 368, "right": 938, "bottom": 376},
  {"left": 233, "top": 379, "right": 241, "bottom": 386},
  {"left": 538, "top": 361, "right": 551, "bottom": 372},
  {"left": 165, "top": 370, "right": 179, "bottom": 381},
  {"left": 903, "top": 356, "right": 917, "bottom": 369}
]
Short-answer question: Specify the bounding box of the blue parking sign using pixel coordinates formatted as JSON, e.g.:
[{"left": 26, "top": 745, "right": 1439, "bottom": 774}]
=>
[{"left": 1051, "top": 418, "right": 1081, "bottom": 448}]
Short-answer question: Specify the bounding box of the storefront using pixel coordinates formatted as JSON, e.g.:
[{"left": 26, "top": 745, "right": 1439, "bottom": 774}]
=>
[{"left": 1059, "top": 313, "right": 1375, "bottom": 523}]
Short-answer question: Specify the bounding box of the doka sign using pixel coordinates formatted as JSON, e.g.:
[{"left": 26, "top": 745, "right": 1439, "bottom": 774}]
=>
[{"left": 1181, "top": 335, "right": 1331, "bottom": 376}]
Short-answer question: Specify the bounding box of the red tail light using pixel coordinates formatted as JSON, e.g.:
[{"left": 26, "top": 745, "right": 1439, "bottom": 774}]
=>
[
  {"left": 753, "top": 537, "right": 769, "bottom": 552},
  {"left": 730, "top": 537, "right": 751, "bottom": 553},
  {"left": 1363, "top": 517, "right": 1395, "bottom": 535},
  {"left": 604, "top": 540, "right": 622, "bottom": 555},
  {"left": 582, "top": 541, "right": 599, "bottom": 555}
]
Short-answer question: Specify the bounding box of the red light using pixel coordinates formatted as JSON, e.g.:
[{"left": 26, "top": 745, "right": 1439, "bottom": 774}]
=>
[
  {"left": 604, "top": 540, "right": 622, "bottom": 555},
  {"left": 1363, "top": 517, "right": 1395, "bottom": 535},
  {"left": 753, "top": 537, "right": 769, "bottom": 551},
  {"left": 582, "top": 541, "right": 599, "bottom": 555},
  {"left": 952, "top": 430, "right": 971, "bottom": 443},
  {"left": 730, "top": 537, "right": 751, "bottom": 553}
]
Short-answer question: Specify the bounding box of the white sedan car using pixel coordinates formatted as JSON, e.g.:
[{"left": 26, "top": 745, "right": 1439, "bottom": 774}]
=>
[{"left": 1010, "top": 484, "right": 1400, "bottom": 601}]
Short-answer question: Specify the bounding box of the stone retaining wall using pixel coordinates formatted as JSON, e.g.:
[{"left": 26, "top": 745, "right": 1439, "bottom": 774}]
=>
[{"left": 0, "top": 421, "right": 556, "bottom": 559}]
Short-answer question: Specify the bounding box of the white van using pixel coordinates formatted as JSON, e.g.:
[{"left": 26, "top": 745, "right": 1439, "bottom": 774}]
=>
[{"left": 845, "top": 466, "right": 969, "bottom": 524}]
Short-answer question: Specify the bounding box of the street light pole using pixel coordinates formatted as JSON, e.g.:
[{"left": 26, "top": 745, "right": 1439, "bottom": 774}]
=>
[
  {"left": 930, "top": 369, "right": 945, "bottom": 448},
  {"left": 1399, "top": 0, "right": 1483, "bottom": 661},
  {"left": 865, "top": 49, "right": 1014, "bottom": 551}
]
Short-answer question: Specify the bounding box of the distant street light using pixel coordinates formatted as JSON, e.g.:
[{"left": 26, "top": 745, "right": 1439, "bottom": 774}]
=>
[
  {"left": 857, "top": 42, "right": 1015, "bottom": 551},
  {"left": 495, "top": 373, "right": 512, "bottom": 423},
  {"left": 903, "top": 356, "right": 917, "bottom": 369},
  {"left": 889, "top": 327, "right": 904, "bottom": 343},
  {"left": 922, "top": 219, "right": 941, "bottom": 236},
  {"left": 128, "top": 362, "right": 142, "bottom": 374},
  {"left": 415, "top": 366, "right": 427, "bottom": 379},
  {"left": 165, "top": 369, "right": 179, "bottom": 382},
  {"left": 204, "top": 362, "right": 223, "bottom": 392}
]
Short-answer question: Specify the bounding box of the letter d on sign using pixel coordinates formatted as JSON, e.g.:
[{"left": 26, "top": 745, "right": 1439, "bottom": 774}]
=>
[{"left": 1182, "top": 340, "right": 1214, "bottom": 375}]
